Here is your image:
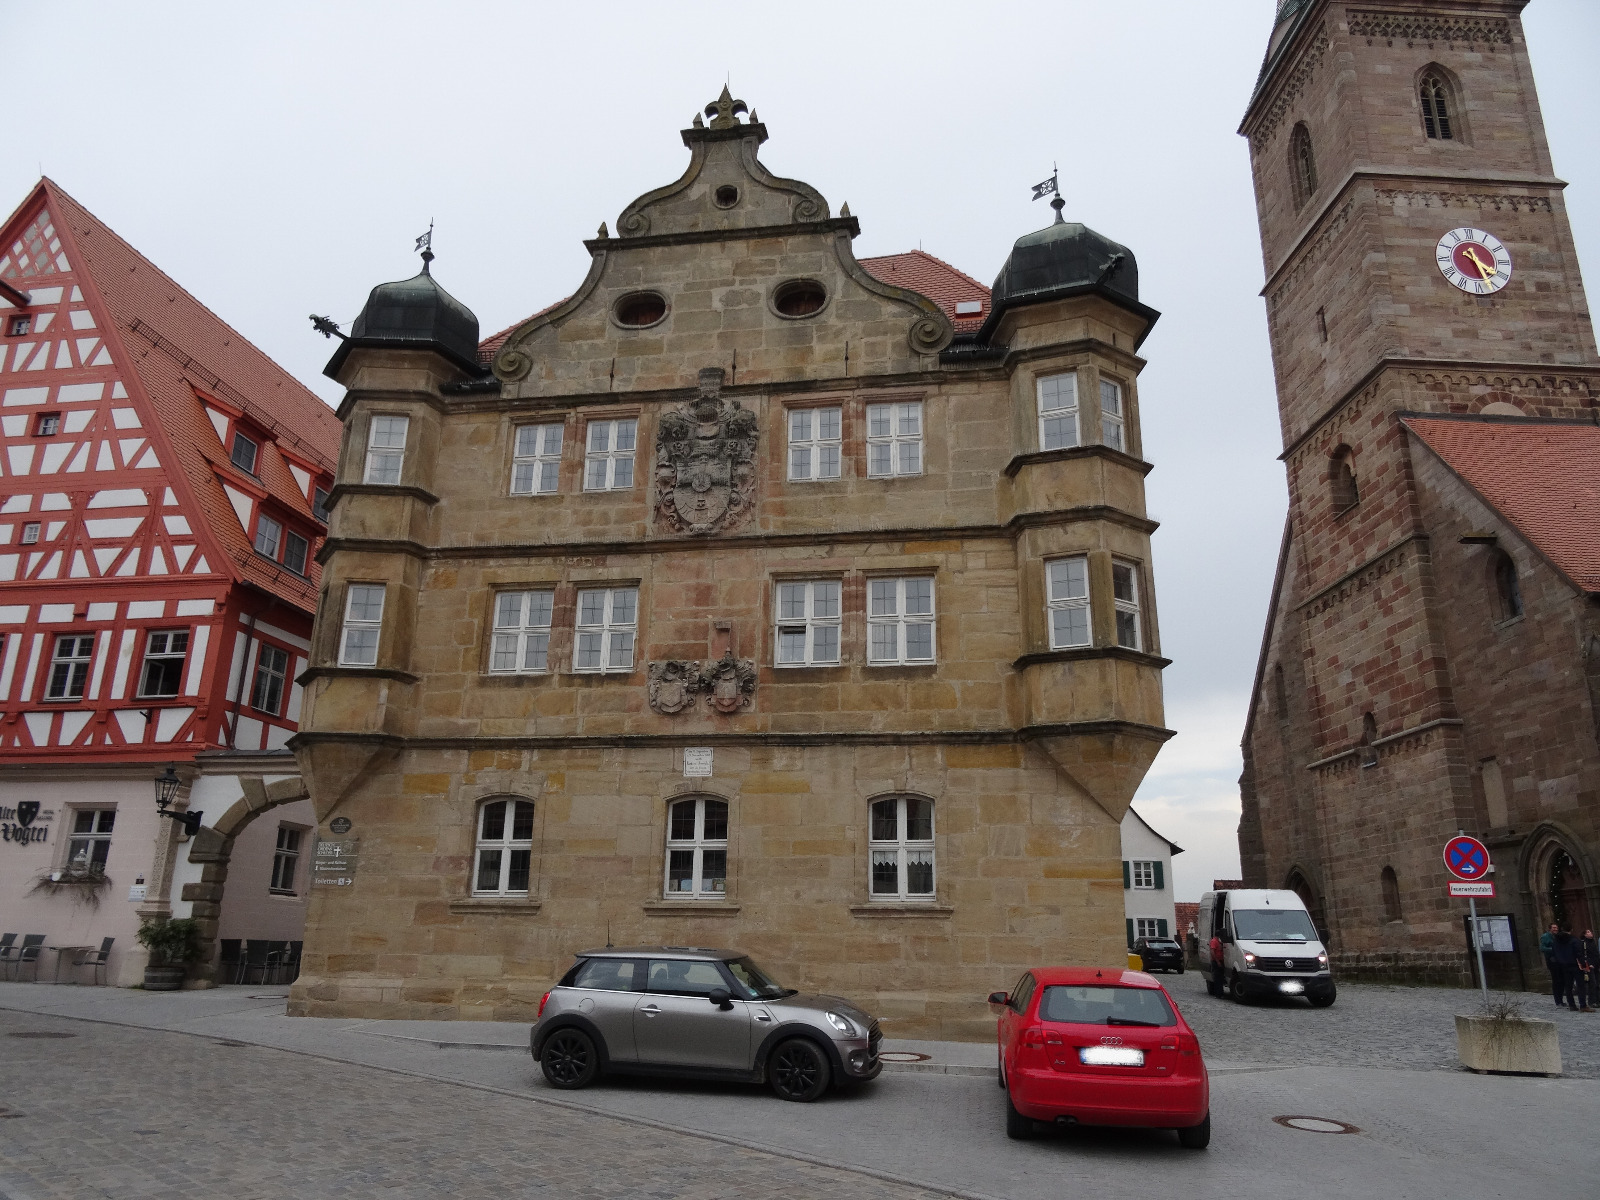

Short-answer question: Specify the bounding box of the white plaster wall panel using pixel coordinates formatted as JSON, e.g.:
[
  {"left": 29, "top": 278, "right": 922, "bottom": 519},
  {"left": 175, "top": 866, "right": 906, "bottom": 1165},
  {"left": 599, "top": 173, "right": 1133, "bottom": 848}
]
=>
[
  {"left": 95, "top": 442, "right": 115, "bottom": 470},
  {"left": 264, "top": 723, "right": 292, "bottom": 750},
  {"left": 86, "top": 602, "right": 116, "bottom": 622},
  {"left": 1, "top": 415, "right": 25, "bottom": 436},
  {"left": 86, "top": 628, "right": 112, "bottom": 700},
  {"left": 88, "top": 489, "right": 146, "bottom": 508},
  {"left": 28, "top": 288, "right": 62, "bottom": 305},
  {"left": 154, "top": 707, "right": 193, "bottom": 742},
  {"left": 115, "top": 548, "right": 140, "bottom": 576},
  {"left": 117, "top": 439, "right": 143, "bottom": 465},
  {"left": 113, "top": 709, "right": 145, "bottom": 743},
  {"left": 126, "top": 601, "right": 164, "bottom": 619},
  {"left": 149, "top": 546, "right": 167, "bottom": 574},
  {"left": 285, "top": 659, "right": 306, "bottom": 722},
  {"left": 163, "top": 515, "right": 191, "bottom": 536},
  {"left": 53, "top": 342, "right": 71, "bottom": 369},
  {"left": 22, "top": 712, "right": 52, "bottom": 745},
  {"left": 2, "top": 387, "right": 47, "bottom": 407},
  {"left": 175, "top": 599, "right": 214, "bottom": 616},
  {"left": 64, "top": 443, "right": 89, "bottom": 472},
  {"left": 222, "top": 484, "right": 253, "bottom": 531},
  {"left": 26, "top": 344, "right": 50, "bottom": 370},
  {"left": 0, "top": 555, "right": 16, "bottom": 581},
  {"left": 44, "top": 521, "right": 65, "bottom": 540},
  {"left": 288, "top": 463, "right": 310, "bottom": 494},
  {"left": 89, "top": 347, "right": 112, "bottom": 366},
  {"left": 110, "top": 382, "right": 126, "bottom": 399},
  {"left": 172, "top": 545, "right": 194, "bottom": 569},
  {"left": 108, "top": 629, "right": 137, "bottom": 699},
  {"left": 69, "top": 309, "right": 94, "bottom": 330},
  {"left": 57, "top": 710, "right": 91, "bottom": 746},
  {"left": 62, "top": 410, "right": 93, "bottom": 433},
  {"left": 0, "top": 496, "right": 30, "bottom": 512},
  {"left": 205, "top": 408, "right": 230, "bottom": 442},
  {"left": 254, "top": 619, "right": 310, "bottom": 653},
  {"left": 112, "top": 408, "right": 140, "bottom": 429},
  {"left": 134, "top": 448, "right": 159, "bottom": 469},
  {"left": 69, "top": 550, "right": 89, "bottom": 577},
  {"left": 0, "top": 633, "right": 21, "bottom": 700},
  {"left": 73, "top": 338, "right": 98, "bottom": 363},
  {"left": 7, "top": 445, "right": 34, "bottom": 473},
  {"left": 56, "top": 382, "right": 102, "bottom": 404},
  {"left": 40, "top": 494, "right": 69, "bottom": 511},
  {"left": 34, "top": 551, "right": 61, "bottom": 579},
  {"left": 85, "top": 517, "right": 142, "bottom": 538},
  {"left": 39, "top": 443, "right": 73, "bottom": 473},
  {"left": 91, "top": 547, "right": 118, "bottom": 573},
  {"left": 182, "top": 625, "right": 211, "bottom": 696},
  {"left": 233, "top": 714, "right": 263, "bottom": 750},
  {"left": 33, "top": 314, "right": 54, "bottom": 334},
  {"left": 161, "top": 487, "right": 176, "bottom": 504}
]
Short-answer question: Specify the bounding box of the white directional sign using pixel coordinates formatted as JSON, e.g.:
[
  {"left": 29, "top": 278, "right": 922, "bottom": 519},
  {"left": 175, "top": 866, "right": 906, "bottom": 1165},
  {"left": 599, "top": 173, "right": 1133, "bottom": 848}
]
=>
[{"left": 1449, "top": 881, "right": 1495, "bottom": 898}]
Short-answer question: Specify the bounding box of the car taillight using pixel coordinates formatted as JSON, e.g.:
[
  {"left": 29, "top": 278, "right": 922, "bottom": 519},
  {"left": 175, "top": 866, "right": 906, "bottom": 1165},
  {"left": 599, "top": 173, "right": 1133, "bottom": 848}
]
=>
[
  {"left": 537, "top": 990, "right": 551, "bottom": 1019},
  {"left": 1022, "top": 1026, "right": 1044, "bottom": 1047},
  {"left": 1177, "top": 1033, "right": 1199, "bottom": 1056},
  {"left": 1160, "top": 1036, "right": 1179, "bottom": 1050}
]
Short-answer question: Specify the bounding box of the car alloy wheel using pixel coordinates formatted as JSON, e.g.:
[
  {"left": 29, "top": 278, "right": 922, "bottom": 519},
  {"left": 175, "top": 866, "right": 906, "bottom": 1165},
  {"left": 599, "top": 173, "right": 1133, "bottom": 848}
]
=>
[
  {"left": 769, "top": 1038, "right": 830, "bottom": 1102},
  {"left": 540, "top": 1029, "right": 599, "bottom": 1089}
]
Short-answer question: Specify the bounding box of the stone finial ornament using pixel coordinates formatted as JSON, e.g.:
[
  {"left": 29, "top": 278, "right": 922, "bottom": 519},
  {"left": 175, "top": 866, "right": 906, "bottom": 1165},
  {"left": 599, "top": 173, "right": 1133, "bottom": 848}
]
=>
[
  {"left": 705, "top": 85, "right": 749, "bottom": 130},
  {"left": 654, "top": 366, "right": 758, "bottom": 536}
]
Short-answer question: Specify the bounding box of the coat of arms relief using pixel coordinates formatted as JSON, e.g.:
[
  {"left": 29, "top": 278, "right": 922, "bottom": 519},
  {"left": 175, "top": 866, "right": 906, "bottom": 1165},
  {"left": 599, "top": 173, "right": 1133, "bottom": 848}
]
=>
[
  {"left": 646, "top": 650, "right": 757, "bottom": 716},
  {"left": 654, "top": 367, "right": 758, "bottom": 536}
]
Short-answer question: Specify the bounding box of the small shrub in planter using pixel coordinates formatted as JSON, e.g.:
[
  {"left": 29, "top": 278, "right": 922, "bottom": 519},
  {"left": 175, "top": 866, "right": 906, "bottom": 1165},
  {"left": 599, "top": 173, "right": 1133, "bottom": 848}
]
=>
[
  {"left": 1456, "top": 994, "right": 1562, "bottom": 1076},
  {"left": 135, "top": 917, "right": 202, "bottom": 991}
]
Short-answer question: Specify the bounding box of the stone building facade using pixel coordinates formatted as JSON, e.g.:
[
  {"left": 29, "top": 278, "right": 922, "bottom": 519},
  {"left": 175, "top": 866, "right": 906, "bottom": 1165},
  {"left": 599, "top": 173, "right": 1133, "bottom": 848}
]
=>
[
  {"left": 1237, "top": 0, "right": 1600, "bottom": 984},
  {"left": 291, "top": 91, "right": 1170, "bottom": 1036}
]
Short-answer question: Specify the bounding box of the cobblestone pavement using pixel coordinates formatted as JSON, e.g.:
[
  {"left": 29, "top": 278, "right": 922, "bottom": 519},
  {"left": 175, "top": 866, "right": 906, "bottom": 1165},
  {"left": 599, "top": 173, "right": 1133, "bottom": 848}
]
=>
[{"left": 1162, "top": 970, "right": 1600, "bottom": 1079}]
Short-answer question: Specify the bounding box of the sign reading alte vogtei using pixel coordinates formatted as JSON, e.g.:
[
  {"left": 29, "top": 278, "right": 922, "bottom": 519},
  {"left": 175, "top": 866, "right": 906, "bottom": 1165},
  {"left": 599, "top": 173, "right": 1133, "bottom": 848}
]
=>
[{"left": 1, "top": 802, "right": 51, "bottom": 845}]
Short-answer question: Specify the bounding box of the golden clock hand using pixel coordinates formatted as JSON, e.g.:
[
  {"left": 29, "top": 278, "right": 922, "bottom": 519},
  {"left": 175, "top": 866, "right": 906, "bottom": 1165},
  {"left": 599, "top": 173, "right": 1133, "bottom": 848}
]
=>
[{"left": 1463, "top": 246, "right": 1497, "bottom": 278}]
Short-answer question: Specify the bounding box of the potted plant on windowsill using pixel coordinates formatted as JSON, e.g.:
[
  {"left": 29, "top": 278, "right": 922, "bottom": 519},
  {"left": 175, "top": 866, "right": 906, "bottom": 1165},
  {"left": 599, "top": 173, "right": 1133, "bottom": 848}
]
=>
[{"left": 135, "top": 916, "right": 202, "bottom": 990}]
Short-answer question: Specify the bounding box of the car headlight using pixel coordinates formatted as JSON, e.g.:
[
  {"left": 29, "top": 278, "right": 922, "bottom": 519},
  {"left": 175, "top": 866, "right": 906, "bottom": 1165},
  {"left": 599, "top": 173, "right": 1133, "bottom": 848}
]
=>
[
  {"left": 1242, "top": 952, "right": 1257, "bottom": 969},
  {"left": 1317, "top": 953, "right": 1329, "bottom": 969},
  {"left": 825, "top": 1011, "right": 856, "bottom": 1036}
]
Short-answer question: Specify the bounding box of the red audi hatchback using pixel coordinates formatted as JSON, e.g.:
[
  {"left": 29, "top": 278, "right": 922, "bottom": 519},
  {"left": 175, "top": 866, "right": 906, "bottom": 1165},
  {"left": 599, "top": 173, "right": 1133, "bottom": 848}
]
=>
[{"left": 990, "top": 967, "right": 1210, "bottom": 1148}]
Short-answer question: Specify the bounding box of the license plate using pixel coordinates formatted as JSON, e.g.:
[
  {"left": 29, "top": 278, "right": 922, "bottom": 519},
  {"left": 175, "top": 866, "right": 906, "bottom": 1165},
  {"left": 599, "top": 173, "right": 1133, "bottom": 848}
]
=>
[
  {"left": 1278, "top": 980, "right": 1305, "bottom": 994},
  {"left": 1079, "top": 1046, "right": 1145, "bottom": 1067}
]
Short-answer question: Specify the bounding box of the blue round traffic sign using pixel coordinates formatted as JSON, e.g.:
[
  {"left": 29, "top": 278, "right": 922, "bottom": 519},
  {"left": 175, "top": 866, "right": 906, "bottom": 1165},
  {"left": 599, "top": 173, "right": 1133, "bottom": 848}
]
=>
[{"left": 1444, "top": 835, "right": 1491, "bottom": 881}]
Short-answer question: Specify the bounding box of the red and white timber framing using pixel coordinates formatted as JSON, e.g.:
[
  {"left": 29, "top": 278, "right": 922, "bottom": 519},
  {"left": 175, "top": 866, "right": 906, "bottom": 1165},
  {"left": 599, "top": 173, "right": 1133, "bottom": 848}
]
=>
[{"left": 0, "top": 181, "right": 337, "bottom": 763}]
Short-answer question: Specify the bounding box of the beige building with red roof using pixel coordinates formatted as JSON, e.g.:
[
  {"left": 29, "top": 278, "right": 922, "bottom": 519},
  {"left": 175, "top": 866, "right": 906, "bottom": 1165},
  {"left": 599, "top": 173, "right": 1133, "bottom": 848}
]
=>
[
  {"left": 293, "top": 88, "right": 1169, "bottom": 1035},
  {"left": 0, "top": 180, "right": 339, "bottom": 987},
  {"left": 1238, "top": 0, "right": 1600, "bottom": 987}
]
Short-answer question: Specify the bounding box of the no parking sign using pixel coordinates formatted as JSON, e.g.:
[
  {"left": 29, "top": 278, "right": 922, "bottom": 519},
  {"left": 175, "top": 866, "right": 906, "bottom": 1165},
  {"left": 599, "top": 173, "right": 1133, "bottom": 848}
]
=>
[{"left": 1443, "top": 834, "right": 1491, "bottom": 882}]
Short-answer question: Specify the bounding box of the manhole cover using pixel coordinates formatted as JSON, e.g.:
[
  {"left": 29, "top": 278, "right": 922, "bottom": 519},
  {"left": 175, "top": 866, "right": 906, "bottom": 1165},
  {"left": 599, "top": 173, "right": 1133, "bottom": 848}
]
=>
[
  {"left": 1273, "top": 1115, "right": 1361, "bottom": 1134},
  {"left": 7, "top": 1031, "right": 76, "bottom": 1040},
  {"left": 878, "top": 1051, "right": 932, "bottom": 1063}
]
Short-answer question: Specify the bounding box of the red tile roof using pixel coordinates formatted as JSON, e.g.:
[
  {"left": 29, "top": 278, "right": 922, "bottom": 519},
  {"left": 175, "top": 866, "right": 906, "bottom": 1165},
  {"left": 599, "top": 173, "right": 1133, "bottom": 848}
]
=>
[
  {"left": 475, "top": 249, "right": 993, "bottom": 359},
  {"left": 1404, "top": 416, "right": 1600, "bottom": 593},
  {"left": 42, "top": 180, "right": 341, "bottom": 610}
]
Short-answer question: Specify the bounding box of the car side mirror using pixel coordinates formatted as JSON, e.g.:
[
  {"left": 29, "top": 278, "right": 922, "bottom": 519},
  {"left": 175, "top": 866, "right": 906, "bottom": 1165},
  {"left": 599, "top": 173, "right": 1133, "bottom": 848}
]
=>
[
  {"left": 987, "top": 991, "right": 1009, "bottom": 1007},
  {"left": 708, "top": 987, "right": 733, "bottom": 1010}
]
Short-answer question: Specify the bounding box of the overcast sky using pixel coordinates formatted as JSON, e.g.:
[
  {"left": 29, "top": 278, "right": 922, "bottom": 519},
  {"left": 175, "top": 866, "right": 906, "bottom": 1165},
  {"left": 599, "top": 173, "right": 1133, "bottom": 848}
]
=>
[{"left": 5, "top": 1, "right": 1596, "bottom": 900}]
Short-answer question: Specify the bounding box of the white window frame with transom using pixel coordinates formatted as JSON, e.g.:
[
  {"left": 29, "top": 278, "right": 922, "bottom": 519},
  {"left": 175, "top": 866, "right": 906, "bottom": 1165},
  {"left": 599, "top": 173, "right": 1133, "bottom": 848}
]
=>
[
  {"left": 473, "top": 798, "right": 536, "bottom": 896},
  {"left": 511, "top": 422, "right": 564, "bottom": 496},
  {"left": 866, "top": 401, "right": 922, "bottom": 477},
  {"left": 46, "top": 633, "right": 95, "bottom": 700},
  {"left": 1112, "top": 559, "right": 1142, "bottom": 651},
  {"left": 1099, "top": 378, "right": 1125, "bottom": 452},
  {"left": 869, "top": 796, "right": 936, "bottom": 901},
  {"left": 251, "top": 644, "right": 291, "bottom": 715},
  {"left": 573, "top": 586, "right": 637, "bottom": 673},
  {"left": 1046, "top": 556, "right": 1091, "bottom": 649},
  {"left": 664, "top": 796, "right": 728, "bottom": 899},
  {"left": 65, "top": 808, "right": 115, "bottom": 877},
  {"left": 1037, "top": 372, "right": 1079, "bottom": 451},
  {"left": 338, "top": 584, "right": 386, "bottom": 667},
  {"left": 490, "top": 590, "right": 555, "bottom": 674},
  {"left": 270, "top": 825, "right": 303, "bottom": 895},
  {"left": 774, "top": 579, "right": 841, "bottom": 667},
  {"left": 867, "top": 577, "right": 936, "bottom": 665},
  {"left": 787, "top": 405, "right": 842, "bottom": 481},
  {"left": 363, "top": 415, "right": 410, "bottom": 485},
  {"left": 583, "top": 418, "right": 637, "bottom": 491},
  {"left": 137, "top": 630, "right": 190, "bottom": 699}
]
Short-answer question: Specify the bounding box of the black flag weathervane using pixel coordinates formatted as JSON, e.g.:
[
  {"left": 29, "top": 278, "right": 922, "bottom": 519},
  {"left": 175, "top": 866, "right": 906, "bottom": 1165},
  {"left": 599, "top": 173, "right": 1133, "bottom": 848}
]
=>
[{"left": 1032, "top": 167, "right": 1066, "bottom": 224}]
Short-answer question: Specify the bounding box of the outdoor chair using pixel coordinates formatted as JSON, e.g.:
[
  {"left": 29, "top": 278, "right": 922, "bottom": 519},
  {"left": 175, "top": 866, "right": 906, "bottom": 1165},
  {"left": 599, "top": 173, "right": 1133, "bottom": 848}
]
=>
[
  {"left": 219, "top": 939, "right": 241, "bottom": 983},
  {"left": 72, "top": 937, "right": 114, "bottom": 986},
  {"left": 263, "top": 941, "right": 290, "bottom": 985},
  {"left": 238, "top": 939, "right": 272, "bottom": 985},
  {"left": 12, "top": 935, "right": 45, "bottom": 982},
  {"left": 0, "top": 933, "right": 16, "bottom": 977},
  {"left": 278, "top": 941, "right": 303, "bottom": 984}
]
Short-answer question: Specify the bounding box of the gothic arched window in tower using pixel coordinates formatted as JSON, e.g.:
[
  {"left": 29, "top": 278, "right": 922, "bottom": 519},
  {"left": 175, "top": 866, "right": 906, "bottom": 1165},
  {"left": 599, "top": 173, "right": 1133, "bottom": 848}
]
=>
[
  {"left": 1289, "top": 123, "right": 1317, "bottom": 209},
  {"left": 1490, "top": 548, "right": 1523, "bottom": 622},
  {"left": 1381, "top": 866, "right": 1403, "bottom": 923},
  {"left": 1329, "top": 447, "right": 1358, "bottom": 513},
  {"left": 1420, "top": 73, "right": 1454, "bottom": 141}
]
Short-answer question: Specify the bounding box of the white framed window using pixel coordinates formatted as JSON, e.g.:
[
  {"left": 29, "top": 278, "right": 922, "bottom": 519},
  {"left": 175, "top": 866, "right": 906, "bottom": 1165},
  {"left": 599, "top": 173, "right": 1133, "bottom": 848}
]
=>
[
  {"left": 1131, "top": 860, "right": 1157, "bottom": 890},
  {"left": 490, "top": 590, "right": 554, "bottom": 674},
  {"left": 1135, "top": 917, "right": 1164, "bottom": 939},
  {"left": 339, "top": 584, "right": 386, "bottom": 667},
  {"left": 511, "top": 423, "right": 564, "bottom": 495},
  {"left": 1112, "top": 560, "right": 1142, "bottom": 650},
  {"left": 868, "top": 577, "right": 935, "bottom": 665},
  {"left": 474, "top": 798, "right": 535, "bottom": 895},
  {"left": 363, "top": 415, "right": 410, "bottom": 484},
  {"left": 137, "top": 630, "right": 189, "bottom": 698},
  {"left": 66, "top": 808, "right": 115, "bottom": 876},
  {"left": 254, "top": 513, "right": 283, "bottom": 559},
  {"left": 46, "top": 634, "right": 94, "bottom": 700},
  {"left": 574, "top": 586, "right": 637, "bottom": 672},
  {"left": 230, "top": 431, "right": 259, "bottom": 474},
  {"left": 788, "top": 406, "right": 842, "bottom": 480},
  {"left": 251, "top": 644, "right": 290, "bottom": 714},
  {"left": 584, "top": 419, "right": 637, "bottom": 491},
  {"left": 774, "top": 579, "right": 841, "bottom": 666},
  {"left": 1046, "top": 556, "right": 1091, "bottom": 649},
  {"left": 665, "top": 796, "right": 728, "bottom": 898},
  {"left": 1037, "top": 373, "right": 1079, "bottom": 450},
  {"left": 20, "top": 522, "right": 40, "bottom": 545},
  {"left": 270, "top": 826, "right": 302, "bottom": 894},
  {"left": 869, "top": 796, "right": 935, "bottom": 900},
  {"left": 1100, "top": 379, "right": 1125, "bottom": 452},
  {"left": 866, "top": 401, "right": 922, "bottom": 477}
]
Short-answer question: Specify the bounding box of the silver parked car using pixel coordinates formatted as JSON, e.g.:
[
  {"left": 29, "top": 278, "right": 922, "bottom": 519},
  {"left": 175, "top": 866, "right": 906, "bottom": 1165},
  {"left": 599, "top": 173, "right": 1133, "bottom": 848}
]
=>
[{"left": 531, "top": 946, "right": 882, "bottom": 1102}]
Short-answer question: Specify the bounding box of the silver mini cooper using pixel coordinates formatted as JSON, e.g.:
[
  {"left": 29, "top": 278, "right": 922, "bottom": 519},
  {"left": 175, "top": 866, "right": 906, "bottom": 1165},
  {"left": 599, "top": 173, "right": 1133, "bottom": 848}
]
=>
[{"left": 531, "top": 946, "right": 882, "bottom": 1102}]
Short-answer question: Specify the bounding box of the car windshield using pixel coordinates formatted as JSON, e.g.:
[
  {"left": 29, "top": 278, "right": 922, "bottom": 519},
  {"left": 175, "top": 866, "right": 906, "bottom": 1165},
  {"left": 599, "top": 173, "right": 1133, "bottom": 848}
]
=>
[
  {"left": 724, "top": 956, "right": 793, "bottom": 1000},
  {"left": 1232, "top": 908, "right": 1318, "bottom": 943},
  {"left": 1039, "top": 985, "right": 1177, "bottom": 1027}
]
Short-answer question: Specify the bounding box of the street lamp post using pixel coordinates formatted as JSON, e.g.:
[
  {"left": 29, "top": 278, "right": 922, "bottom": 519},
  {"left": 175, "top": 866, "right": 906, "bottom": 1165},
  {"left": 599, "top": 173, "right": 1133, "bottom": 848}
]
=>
[{"left": 154, "top": 765, "right": 202, "bottom": 837}]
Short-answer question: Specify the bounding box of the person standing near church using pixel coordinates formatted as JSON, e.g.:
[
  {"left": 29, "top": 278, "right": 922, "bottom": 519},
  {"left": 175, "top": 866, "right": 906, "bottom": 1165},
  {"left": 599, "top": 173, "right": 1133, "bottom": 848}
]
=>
[
  {"left": 1550, "top": 928, "right": 1580, "bottom": 1009},
  {"left": 1541, "top": 922, "right": 1560, "bottom": 1005},
  {"left": 1578, "top": 929, "right": 1597, "bottom": 1014}
]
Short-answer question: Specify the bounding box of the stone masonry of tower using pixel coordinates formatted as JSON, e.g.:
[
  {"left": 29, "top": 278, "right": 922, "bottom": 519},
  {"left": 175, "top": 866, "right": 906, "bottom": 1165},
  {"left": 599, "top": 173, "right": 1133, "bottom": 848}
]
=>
[
  {"left": 1238, "top": 0, "right": 1600, "bottom": 984},
  {"left": 289, "top": 92, "right": 1170, "bottom": 1035}
]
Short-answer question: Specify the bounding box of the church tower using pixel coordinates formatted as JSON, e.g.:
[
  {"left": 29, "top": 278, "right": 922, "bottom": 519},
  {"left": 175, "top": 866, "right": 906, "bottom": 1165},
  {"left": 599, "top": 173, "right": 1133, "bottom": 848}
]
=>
[{"left": 1239, "top": 0, "right": 1600, "bottom": 982}]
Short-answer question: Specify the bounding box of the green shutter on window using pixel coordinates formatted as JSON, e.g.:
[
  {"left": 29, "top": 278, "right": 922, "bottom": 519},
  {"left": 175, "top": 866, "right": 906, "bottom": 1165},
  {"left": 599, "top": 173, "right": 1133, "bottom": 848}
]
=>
[
  {"left": 1158, "top": 918, "right": 1169, "bottom": 938},
  {"left": 1153, "top": 861, "right": 1164, "bottom": 890},
  {"left": 1126, "top": 918, "right": 1135, "bottom": 949},
  {"left": 1122, "top": 861, "right": 1131, "bottom": 889}
]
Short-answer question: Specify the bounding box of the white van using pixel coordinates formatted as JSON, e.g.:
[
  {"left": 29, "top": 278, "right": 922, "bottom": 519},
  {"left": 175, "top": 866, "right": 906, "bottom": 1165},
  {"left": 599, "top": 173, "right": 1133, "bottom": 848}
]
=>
[{"left": 1196, "top": 888, "right": 1336, "bottom": 1007}]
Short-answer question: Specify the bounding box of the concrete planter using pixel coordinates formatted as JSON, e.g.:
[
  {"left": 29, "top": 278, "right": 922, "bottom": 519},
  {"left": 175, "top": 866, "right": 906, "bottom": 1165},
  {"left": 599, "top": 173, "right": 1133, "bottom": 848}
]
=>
[
  {"left": 142, "top": 965, "right": 187, "bottom": 991},
  {"left": 1455, "top": 1014, "right": 1561, "bottom": 1076}
]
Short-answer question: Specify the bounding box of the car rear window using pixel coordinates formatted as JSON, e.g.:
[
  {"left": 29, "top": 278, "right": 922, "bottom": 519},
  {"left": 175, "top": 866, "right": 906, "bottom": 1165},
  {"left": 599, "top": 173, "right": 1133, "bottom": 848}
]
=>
[
  {"left": 1144, "top": 939, "right": 1179, "bottom": 948},
  {"left": 570, "top": 958, "right": 638, "bottom": 991},
  {"left": 1039, "top": 985, "right": 1177, "bottom": 1027}
]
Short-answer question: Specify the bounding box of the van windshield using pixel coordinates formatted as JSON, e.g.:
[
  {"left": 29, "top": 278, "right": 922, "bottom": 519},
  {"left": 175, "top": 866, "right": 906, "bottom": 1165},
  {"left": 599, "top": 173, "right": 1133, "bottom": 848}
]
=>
[{"left": 1233, "top": 908, "right": 1318, "bottom": 943}]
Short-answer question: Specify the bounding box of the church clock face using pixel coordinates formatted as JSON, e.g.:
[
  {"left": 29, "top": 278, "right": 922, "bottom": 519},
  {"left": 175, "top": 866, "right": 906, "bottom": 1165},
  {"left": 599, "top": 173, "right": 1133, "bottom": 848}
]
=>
[{"left": 1437, "top": 227, "right": 1513, "bottom": 295}]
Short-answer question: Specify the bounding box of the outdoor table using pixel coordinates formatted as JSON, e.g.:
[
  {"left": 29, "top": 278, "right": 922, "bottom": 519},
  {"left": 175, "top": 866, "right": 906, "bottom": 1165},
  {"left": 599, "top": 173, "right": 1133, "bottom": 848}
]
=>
[{"left": 46, "top": 946, "right": 93, "bottom": 984}]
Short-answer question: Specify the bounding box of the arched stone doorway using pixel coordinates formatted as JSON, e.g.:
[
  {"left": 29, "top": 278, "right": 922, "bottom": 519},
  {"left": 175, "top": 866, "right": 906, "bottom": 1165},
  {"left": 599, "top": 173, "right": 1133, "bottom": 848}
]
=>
[
  {"left": 1524, "top": 824, "right": 1596, "bottom": 936},
  {"left": 1284, "top": 865, "right": 1331, "bottom": 944},
  {"left": 183, "top": 774, "right": 311, "bottom": 987}
]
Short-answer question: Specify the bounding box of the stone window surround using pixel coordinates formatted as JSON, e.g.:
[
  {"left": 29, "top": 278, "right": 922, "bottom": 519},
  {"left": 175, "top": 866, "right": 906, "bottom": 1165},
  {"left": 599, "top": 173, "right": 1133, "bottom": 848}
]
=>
[
  {"left": 867, "top": 794, "right": 939, "bottom": 903},
  {"left": 472, "top": 796, "right": 536, "bottom": 897},
  {"left": 362, "top": 413, "right": 411, "bottom": 486},
  {"left": 764, "top": 566, "right": 942, "bottom": 670},
  {"left": 1022, "top": 361, "right": 1138, "bottom": 459},
  {"left": 474, "top": 576, "right": 644, "bottom": 679},
  {"left": 1033, "top": 550, "right": 1157, "bottom": 660},
  {"left": 778, "top": 389, "right": 927, "bottom": 486},
  {"left": 337, "top": 581, "right": 387, "bottom": 668},
  {"left": 509, "top": 421, "right": 566, "bottom": 496}
]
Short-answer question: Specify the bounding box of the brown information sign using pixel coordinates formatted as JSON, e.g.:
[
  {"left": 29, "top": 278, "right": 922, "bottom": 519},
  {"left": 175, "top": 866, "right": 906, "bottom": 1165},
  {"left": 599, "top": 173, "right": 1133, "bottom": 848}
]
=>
[{"left": 312, "top": 838, "right": 359, "bottom": 888}]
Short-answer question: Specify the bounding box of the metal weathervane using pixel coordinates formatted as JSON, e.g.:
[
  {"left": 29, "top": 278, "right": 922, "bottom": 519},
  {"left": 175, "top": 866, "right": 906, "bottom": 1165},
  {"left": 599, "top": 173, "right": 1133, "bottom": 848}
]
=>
[{"left": 1031, "top": 167, "right": 1065, "bottom": 224}]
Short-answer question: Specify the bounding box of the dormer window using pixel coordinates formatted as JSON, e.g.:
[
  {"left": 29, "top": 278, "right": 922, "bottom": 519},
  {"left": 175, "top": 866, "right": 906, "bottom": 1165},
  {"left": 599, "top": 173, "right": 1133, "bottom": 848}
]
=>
[
  {"left": 312, "top": 485, "right": 331, "bottom": 523},
  {"left": 954, "top": 300, "right": 983, "bottom": 317},
  {"left": 254, "top": 514, "right": 283, "bottom": 558},
  {"left": 231, "top": 431, "right": 259, "bottom": 474}
]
